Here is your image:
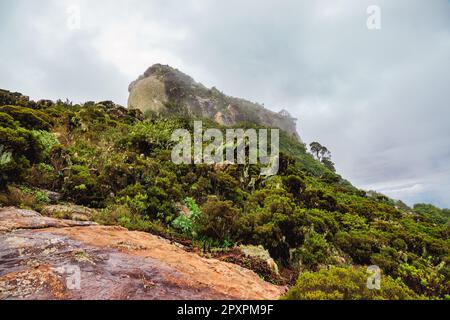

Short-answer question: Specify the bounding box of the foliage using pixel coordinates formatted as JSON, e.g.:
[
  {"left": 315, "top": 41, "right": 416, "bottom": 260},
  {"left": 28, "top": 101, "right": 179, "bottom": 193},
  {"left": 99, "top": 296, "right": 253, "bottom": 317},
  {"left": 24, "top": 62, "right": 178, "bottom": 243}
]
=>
[
  {"left": 0, "top": 125, "right": 44, "bottom": 186},
  {"left": 0, "top": 105, "right": 52, "bottom": 130},
  {"left": 414, "top": 203, "right": 450, "bottom": 225},
  {"left": 0, "top": 186, "right": 49, "bottom": 209},
  {"left": 0, "top": 112, "right": 18, "bottom": 129},
  {"left": 309, "top": 141, "right": 336, "bottom": 172},
  {"left": 31, "top": 130, "right": 60, "bottom": 158},
  {"left": 291, "top": 232, "right": 333, "bottom": 270},
  {"left": 0, "top": 97, "right": 448, "bottom": 299},
  {"left": 196, "top": 196, "right": 242, "bottom": 242},
  {"left": 172, "top": 197, "right": 201, "bottom": 237},
  {"left": 0, "top": 145, "right": 12, "bottom": 167},
  {"left": 284, "top": 266, "right": 419, "bottom": 300}
]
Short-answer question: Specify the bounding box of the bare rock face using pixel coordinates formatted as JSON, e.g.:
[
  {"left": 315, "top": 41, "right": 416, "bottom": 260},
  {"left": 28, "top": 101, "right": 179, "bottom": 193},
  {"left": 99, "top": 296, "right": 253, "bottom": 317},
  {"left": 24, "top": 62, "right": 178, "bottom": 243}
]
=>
[
  {"left": 128, "top": 64, "right": 301, "bottom": 141},
  {"left": 0, "top": 207, "right": 284, "bottom": 300}
]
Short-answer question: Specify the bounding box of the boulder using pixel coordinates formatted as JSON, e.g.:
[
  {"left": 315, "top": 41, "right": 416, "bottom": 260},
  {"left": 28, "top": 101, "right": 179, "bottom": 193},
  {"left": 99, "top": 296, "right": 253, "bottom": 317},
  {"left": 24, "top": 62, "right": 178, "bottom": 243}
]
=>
[
  {"left": 239, "top": 245, "right": 279, "bottom": 275},
  {"left": 40, "top": 204, "right": 97, "bottom": 222}
]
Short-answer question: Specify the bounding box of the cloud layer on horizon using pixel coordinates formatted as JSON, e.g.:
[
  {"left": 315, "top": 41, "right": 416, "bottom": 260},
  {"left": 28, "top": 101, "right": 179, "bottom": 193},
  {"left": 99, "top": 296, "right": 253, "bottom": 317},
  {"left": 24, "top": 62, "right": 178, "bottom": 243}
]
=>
[{"left": 1, "top": 0, "right": 449, "bottom": 207}]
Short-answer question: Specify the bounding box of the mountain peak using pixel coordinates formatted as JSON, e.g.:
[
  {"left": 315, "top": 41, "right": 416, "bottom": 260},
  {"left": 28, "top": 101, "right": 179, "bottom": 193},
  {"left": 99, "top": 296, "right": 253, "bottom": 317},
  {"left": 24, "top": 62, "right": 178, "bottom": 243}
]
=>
[{"left": 128, "top": 64, "right": 301, "bottom": 141}]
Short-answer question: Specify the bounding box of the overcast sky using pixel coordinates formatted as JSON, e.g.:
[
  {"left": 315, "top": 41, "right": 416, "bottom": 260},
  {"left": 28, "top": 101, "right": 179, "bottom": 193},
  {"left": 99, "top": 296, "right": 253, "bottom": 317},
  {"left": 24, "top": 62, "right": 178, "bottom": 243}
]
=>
[{"left": 1, "top": 0, "right": 449, "bottom": 208}]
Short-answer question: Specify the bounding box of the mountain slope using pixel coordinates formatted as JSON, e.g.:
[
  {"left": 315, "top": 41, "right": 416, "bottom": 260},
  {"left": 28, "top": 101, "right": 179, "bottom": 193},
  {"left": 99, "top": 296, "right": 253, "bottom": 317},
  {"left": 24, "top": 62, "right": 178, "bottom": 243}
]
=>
[{"left": 0, "top": 81, "right": 449, "bottom": 300}]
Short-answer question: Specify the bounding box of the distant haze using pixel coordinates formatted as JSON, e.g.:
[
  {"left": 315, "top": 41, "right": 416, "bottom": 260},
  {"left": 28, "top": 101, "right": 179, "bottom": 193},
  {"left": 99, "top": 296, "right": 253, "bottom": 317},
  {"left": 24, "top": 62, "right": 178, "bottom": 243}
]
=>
[{"left": 0, "top": 0, "right": 449, "bottom": 207}]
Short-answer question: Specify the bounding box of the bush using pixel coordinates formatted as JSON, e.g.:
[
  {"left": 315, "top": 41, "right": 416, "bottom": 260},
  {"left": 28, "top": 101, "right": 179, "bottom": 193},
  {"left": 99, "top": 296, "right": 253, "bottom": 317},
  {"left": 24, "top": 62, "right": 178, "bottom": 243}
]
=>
[
  {"left": 370, "top": 247, "right": 401, "bottom": 275},
  {"left": 31, "top": 130, "right": 60, "bottom": 158},
  {"left": 0, "top": 112, "right": 18, "bottom": 129},
  {"left": 62, "top": 164, "right": 105, "bottom": 206},
  {"left": 117, "top": 120, "right": 182, "bottom": 156},
  {"left": 301, "top": 188, "right": 339, "bottom": 212},
  {"left": 283, "top": 175, "right": 306, "bottom": 199},
  {"left": 0, "top": 105, "right": 52, "bottom": 130},
  {"left": 24, "top": 163, "right": 59, "bottom": 190},
  {"left": 0, "top": 145, "right": 17, "bottom": 188},
  {"left": 172, "top": 197, "right": 201, "bottom": 237},
  {"left": 0, "top": 127, "right": 43, "bottom": 162},
  {"left": 284, "top": 266, "right": 419, "bottom": 300},
  {"left": 197, "top": 196, "right": 242, "bottom": 242},
  {"left": 0, "top": 127, "right": 44, "bottom": 186},
  {"left": 397, "top": 261, "right": 448, "bottom": 297},
  {"left": 414, "top": 203, "right": 450, "bottom": 225},
  {"left": 0, "top": 186, "right": 48, "bottom": 209},
  {"left": 335, "top": 230, "right": 385, "bottom": 264},
  {"left": 291, "top": 232, "right": 332, "bottom": 270}
]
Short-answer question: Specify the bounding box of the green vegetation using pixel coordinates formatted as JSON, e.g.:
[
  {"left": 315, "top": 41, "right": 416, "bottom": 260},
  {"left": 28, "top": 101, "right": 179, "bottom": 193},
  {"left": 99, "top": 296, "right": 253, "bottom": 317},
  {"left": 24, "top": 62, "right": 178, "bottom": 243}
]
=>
[
  {"left": 284, "top": 266, "right": 420, "bottom": 300},
  {"left": 414, "top": 203, "right": 450, "bottom": 225},
  {"left": 0, "top": 89, "right": 448, "bottom": 300}
]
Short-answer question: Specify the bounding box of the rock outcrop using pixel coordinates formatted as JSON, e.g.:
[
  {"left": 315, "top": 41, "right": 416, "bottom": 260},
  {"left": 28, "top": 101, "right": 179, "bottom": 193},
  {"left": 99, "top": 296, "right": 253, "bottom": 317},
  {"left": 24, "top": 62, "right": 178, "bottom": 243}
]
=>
[
  {"left": 0, "top": 207, "right": 284, "bottom": 300},
  {"left": 128, "top": 64, "right": 301, "bottom": 141}
]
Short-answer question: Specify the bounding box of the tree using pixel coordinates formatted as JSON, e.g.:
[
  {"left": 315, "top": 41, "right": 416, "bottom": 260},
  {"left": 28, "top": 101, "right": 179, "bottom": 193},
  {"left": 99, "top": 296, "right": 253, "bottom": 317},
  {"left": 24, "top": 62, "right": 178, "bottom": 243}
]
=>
[
  {"left": 309, "top": 142, "right": 336, "bottom": 172},
  {"left": 309, "top": 142, "right": 323, "bottom": 160},
  {"left": 321, "top": 158, "right": 336, "bottom": 172}
]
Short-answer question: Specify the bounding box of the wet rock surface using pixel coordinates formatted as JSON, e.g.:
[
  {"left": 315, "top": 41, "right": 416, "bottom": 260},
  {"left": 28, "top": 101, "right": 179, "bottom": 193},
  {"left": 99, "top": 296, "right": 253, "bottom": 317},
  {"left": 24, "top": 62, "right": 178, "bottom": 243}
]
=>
[{"left": 0, "top": 207, "right": 284, "bottom": 300}]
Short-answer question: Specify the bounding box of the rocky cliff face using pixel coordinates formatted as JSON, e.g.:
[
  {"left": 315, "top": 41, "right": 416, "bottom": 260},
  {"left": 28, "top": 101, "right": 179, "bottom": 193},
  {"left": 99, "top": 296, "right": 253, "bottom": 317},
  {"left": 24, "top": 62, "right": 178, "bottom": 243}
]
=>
[{"left": 128, "top": 64, "right": 301, "bottom": 141}]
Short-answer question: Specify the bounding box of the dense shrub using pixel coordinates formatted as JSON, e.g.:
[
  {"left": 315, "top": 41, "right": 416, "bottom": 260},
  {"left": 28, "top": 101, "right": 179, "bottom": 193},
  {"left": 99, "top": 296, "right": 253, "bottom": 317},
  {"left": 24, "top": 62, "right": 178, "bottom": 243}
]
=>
[
  {"left": 283, "top": 175, "right": 306, "bottom": 199},
  {"left": 284, "top": 266, "right": 419, "bottom": 300},
  {"left": 335, "top": 230, "right": 385, "bottom": 264},
  {"left": 414, "top": 203, "right": 450, "bottom": 225},
  {"left": 397, "top": 261, "right": 449, "bottom": 297},
  {"left": 0, "top": 105, "right": 52, "bottom": 130},
  {"left": 0, "top": 112, "right": 18, "bottom": 129},
  {"left": 32, "top": 130, "right": 60, "bottom": 158},
  {"left": 117, "top": 120, "right": 182, "bottom": 156},
  {"left": 62, "top": 164, "right": 105, "bottom": 206},
  {"left": 197, "top": 196, "right": 242, "bottom": 242},
  {"left": 290, "top": 232, "right": 333, "bottom": 270},
  {"left": 0, "top": 126, "right": 44, "bottom": 186},
  {"left": 172, "top": 197, "right": 202, "bottom": 237}
]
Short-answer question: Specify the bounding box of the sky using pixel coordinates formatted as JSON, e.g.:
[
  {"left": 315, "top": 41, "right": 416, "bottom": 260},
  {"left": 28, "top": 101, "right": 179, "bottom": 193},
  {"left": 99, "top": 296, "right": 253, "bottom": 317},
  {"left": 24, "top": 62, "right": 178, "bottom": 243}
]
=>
[{"left": 0, "top": 0, "right": 449, "bottom": 208}]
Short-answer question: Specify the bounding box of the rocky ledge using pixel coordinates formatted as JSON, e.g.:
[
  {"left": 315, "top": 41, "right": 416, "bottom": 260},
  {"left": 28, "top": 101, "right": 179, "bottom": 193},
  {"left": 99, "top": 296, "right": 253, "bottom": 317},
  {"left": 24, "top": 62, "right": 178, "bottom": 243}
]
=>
[{"left": 0, "top": 207, "right": 284, "bottom": 300}]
